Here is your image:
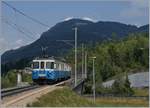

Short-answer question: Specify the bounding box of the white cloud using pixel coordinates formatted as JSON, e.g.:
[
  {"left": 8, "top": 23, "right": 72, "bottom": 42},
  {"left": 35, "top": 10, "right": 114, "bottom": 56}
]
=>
[
  {"left": 63, "top": 17, "right": 74, "bottom": 21},
  {"left": 36, "top": 33, "right": 41, "bottom": 38},
  {"left": 45, "top": 27, "right": 50, "bottom": 31},
  {"left": 62, "top": 17, "right": 97, "bottom": 22},
  {"left": 82, "top": 17, "right": 97, "bottom": 22},
  {"left": 0, "top": 37, "right": 35, "bottom": 54},
  {"left": 15, "top": 39, "right": 23, "bottom": 45},
  {"left": 134, "top": 23, "right": 141, "bottom": 27},
  {"left": 11, "top": 39, "right": 24, "bottom": 49}
]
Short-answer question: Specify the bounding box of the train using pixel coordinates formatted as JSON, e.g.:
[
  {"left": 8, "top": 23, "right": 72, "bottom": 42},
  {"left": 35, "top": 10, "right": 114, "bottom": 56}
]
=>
[{"left": 31, "top": 57, "right": 71, "bottom": 84}]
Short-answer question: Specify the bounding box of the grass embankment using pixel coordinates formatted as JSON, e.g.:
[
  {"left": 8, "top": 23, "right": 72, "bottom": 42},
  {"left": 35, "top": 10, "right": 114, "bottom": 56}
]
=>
[
  {"left": 28, "top": 87, "right": 149, "bottom": 107},
  {"left": 28, "top": 87, "right": 95, "bottom": 107}
]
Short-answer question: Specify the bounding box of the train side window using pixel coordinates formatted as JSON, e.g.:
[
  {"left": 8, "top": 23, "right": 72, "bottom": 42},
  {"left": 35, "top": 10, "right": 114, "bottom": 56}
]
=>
[
  {"left": 60, "top": 64, "right": 62, "bottom": 70},
  {"left": 46, "top": 62, "right": 51, "bottom": 69},
  {"left": 67, "top": 65, "right": 68, "bottom": 71},
  {"left": 64, "top": 64, "right": 66, "bottom": 71},
  {"left": 62, "top": 64, "right": 64, "bottom": 71},
  {"left": 54, "top": 63, "right": 56, "bottom": 69},
  {"left": 33, "top": 62, "right": 39, "bottom": 69},
  {"left": 59, "top": 64, "right": 61, "bottom": 70},
  {"left": 51, "top": 62, "right": 54, "bottom": 69},
  {"left": 41, "top": 62, "right": 44, "bottom": 69},
  {"left": 56, "top": 63, "right": 59, "bottom": 70}
]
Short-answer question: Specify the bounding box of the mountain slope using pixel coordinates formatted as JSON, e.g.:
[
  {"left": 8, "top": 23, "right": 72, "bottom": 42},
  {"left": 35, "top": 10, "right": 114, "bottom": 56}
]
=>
[{"left": 1, "top": 19, "right": 149, "bottom": 64}]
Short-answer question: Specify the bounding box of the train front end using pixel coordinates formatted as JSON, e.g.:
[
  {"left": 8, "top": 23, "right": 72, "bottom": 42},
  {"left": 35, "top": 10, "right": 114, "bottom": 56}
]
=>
[{"left": 32, "top": 59, "right": 55, "bottom": 84}]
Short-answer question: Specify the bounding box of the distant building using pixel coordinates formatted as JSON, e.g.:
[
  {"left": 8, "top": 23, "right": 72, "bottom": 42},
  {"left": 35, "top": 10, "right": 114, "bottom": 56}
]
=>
[{"left": 23, "top": 67, "right": 32, "bottom": 74}]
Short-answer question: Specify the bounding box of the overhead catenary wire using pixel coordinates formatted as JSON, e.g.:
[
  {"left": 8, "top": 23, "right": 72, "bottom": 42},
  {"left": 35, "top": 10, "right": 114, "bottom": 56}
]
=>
[
  {"left": 2, "top": 1, "right": 50, "bottom": 28},
  {"left": 2, "top": 19, "right": 35, "bottom": 41},
  {"left": 1, "top": 3, "right": 47, "bottom": 48},
  {"left": 2, "top": 18, "right": 48, "bottom": 49},
  {"left": 2, "top": 1, "right": 60, "bottom": 55},
  {"left": 2, "top": 16, "right": 49, "bottom": 46}
]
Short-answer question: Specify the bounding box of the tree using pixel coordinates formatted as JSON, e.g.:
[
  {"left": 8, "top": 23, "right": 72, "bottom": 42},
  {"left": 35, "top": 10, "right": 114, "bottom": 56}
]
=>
[
  {"left": 112, "top": 74, "right": 134, "bottom": 96},
  {"left": 123, "top": 74, "right": 134, "bottom": 96},
  {"left": 112, "top": 77, "right": 124, "bottom": 95}
]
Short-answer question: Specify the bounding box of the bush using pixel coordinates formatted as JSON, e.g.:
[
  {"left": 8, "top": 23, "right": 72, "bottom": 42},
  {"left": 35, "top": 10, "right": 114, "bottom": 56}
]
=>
[
  {"left": 84, "top": 83, "right": 92, "bottom": 94},
  {"left": 1, "top": 70, "right": 32, "bottom": 88},
  {"left": 1, "top": 70, "right": 17, "bottom": 88}
]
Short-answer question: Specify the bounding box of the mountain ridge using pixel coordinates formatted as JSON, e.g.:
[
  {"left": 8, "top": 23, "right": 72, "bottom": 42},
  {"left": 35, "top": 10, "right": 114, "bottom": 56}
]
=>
[{"left": 1, "top": 18, "right": 149, "bottom": 64}]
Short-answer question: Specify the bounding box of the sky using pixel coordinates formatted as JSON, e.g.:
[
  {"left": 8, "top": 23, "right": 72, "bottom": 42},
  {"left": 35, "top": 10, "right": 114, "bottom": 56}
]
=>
[{"left": 0, "top": 0, "right": 149, "bottom": 55}]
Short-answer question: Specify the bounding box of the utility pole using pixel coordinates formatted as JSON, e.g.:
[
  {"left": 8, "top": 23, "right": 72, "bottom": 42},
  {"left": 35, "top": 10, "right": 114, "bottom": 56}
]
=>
[
  {"left": 57, "top": 27, "right": 78, "bottom": 87},
  {"left": 82, "top": 43, "right": 84, "bottom": 79},
  {"left": 56, "top": 27, "right": 78, "bottom": 87},
  {"left": 84, "top": 51, "right": 87, "bottom": 79},
  {"left": 91, "top": 56, "right": 96, "bottom": 103},
  {"left": 74, "top": 27, "right": 77, "bottom": 86}
]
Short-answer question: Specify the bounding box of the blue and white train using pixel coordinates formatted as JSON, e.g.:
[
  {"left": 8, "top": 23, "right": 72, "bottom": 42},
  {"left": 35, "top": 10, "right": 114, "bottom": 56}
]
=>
[{"left": 31, "top": 57, "right": 71, "bottom": 84}]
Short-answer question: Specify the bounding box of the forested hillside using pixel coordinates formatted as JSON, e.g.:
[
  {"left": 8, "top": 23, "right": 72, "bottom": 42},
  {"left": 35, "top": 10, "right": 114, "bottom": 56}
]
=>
[{"left": 66, "top": 32, "right": 149, "bottom": 89}]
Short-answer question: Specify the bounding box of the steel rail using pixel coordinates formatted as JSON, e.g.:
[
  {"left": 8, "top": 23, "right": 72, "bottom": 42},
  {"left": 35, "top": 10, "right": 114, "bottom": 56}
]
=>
[{"left": 1, "top": 85, "right": 39, "bottom": 98}]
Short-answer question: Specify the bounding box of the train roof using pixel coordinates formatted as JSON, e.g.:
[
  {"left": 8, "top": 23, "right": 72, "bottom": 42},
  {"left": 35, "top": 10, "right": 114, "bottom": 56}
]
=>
[{"left": 33, "top": 56, "right": 66, "bottom": 63}]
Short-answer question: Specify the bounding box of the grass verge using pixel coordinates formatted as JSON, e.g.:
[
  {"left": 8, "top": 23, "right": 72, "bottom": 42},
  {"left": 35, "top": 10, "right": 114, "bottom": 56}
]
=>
[
  {"left": 133, "top": 88, "right": 149, "bottom": 96},
  {"left": 28, "top": 87, "right": 149, "bottom": 107},
  {"left": 94, "top": 97, "right": 148, "bottom": 107}
]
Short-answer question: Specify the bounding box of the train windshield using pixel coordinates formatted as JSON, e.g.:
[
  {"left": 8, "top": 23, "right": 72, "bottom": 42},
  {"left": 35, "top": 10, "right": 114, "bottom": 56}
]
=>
[
  {"left": 46, "top": 62, "right": 54, "bottom": 69},
  {"left": 33, "top": 62, "right": 39, "bottom": 69}
]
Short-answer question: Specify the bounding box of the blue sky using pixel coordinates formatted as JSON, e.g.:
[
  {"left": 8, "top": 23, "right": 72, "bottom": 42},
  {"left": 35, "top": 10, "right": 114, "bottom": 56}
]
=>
[{"left": 0, "top": 0, "right": 149, "bottom": 54}]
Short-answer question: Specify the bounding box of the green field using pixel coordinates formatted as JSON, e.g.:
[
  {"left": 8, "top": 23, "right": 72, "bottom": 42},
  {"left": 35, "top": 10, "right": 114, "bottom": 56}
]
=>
[{"left": 28, "top": 87, "right": 149, "bottom": 107}]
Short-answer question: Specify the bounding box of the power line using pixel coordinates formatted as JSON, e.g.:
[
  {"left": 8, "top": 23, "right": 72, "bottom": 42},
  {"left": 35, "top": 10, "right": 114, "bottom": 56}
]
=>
[
  {"left": 2, "top": 1, "right": 50, "bottom": 28},
  {"left": 1, "top": 14, "right": 47, "bottom": 47},
  {"left": 2, "top": 18, "right": 36, "bottom": 40},
  {"left": 4, "top": 16, "right": 37, "bottom": 37},
  {"left": 1, "top": 1, "right": 49, "bottom": 50},
  {"left": 3, "top": 19, "right": 49, "bottom": 58},
  {"left": 3, "top": 19, "right": 47, "bottom": 48},
  {"left": 2, "top": 18, "right": 50, "bottom": 48},
  {"left": 2, "top": 1, "right": 69, "bottom": 54}
]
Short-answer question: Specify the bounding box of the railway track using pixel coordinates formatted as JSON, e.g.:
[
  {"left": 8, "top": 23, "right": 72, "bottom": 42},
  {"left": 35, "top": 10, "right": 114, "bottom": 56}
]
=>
[
  {"left": 1, "top": 84, "right": 39, "bottom": 98},
  {"left": 1, "top": 79, "right": 71, "bottom": 107}
]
